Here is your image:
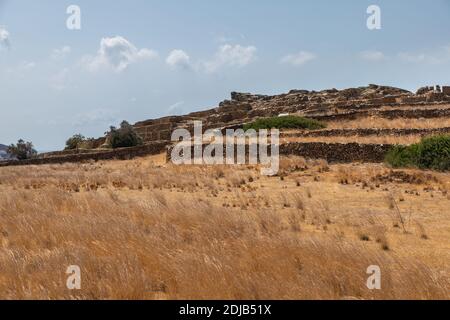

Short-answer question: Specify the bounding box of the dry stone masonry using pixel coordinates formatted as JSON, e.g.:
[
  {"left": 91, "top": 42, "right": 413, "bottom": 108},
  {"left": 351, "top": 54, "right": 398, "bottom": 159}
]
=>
[
  {"left": 0, "top": 142, "right": 168, "bottom": 167},
  {"left": 2, "top": 84, "right": 449, "bottom": 167},
  {"left": 132, "top": 84, "right": 450, "bottom": 144}
]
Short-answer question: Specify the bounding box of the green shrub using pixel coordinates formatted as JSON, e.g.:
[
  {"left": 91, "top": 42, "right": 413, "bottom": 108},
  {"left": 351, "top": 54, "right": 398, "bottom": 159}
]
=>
[
  {"left": 7, "top": 139, "right": 37, "bottom": 160},
  {"left": 243, "top": 116, "right": 326, "bottom": 131},
  {"left": 417, "top": 135, "right": 450, "bottom": 171},
  {"left": 78, "top": 138, "right": 97, "bottom": 150},
  {"left": 65, "top": 134, "right": 86, "bottom": 150},
  {"left": 108, "top": 121, "right": 143, "bottom": 149},
  {"left": 385, "top": 135, "right": 450, "bottom": 171},
  {"left": 65, "top": 134, "right": 97, "bottom": 150},
  {"left": 385, "top": 145, "right": 420, "bottom": 168}
]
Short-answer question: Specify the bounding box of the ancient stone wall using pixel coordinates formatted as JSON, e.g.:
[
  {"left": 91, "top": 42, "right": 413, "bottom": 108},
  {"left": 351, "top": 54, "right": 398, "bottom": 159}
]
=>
[
  {"left": 282, "top": 127, "right": 450, "bottom": 138},
  {"left": 0, "top": 141, "right": 169, "bottom": 168},
  {"left": 6, "top": 84, "right": 450, "bottom": 167},
  {"left": 166, "top": 142, "right": 393, "bottom": 164},
  {"left": 131, "top": 84, "right": 450, "bottom": 144},
  {"left": 311, "top": 107, "right": 450, "bottom": 122},
  {"left": 279, "top": 142, "right": 393, "bottom": 163},
  {"left": 443, "top": 86, "right": 450, "bottom": 95},
  {"left": 38, "top": 148, "right": 112, "bottom": 159}
]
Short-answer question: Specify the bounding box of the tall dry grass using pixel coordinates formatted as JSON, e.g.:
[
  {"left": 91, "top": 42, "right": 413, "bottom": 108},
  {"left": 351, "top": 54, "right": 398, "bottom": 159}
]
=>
[
  {"left": 281, "top": 135, "right": 422, "bottom": 145},
  {"left": 327, "top": 117, "right": 450, "bottom": 130},
  {"left": 0, "top": 158, "right": 449, "bottom": 300}
]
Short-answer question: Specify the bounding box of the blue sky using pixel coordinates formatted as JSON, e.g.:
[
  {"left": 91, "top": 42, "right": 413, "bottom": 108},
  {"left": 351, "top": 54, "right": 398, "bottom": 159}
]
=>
[{"left": 0, "top": 0, "right": 449, "bottom": 150}]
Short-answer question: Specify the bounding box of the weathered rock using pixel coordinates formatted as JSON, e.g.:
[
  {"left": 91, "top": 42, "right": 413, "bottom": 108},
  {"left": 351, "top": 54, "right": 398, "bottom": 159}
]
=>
[
  {"left": 0, "top": 142, "right": 169, "bottom": 168},
  {"left": 166, "top": 142, "right": 394, "bottom": 164},
  {"left": 426, "top": 92, "right": 446, "bottom": 102},
  {"left": 416, "top": 86, "right": 434, "bottom": 95},
  {"left": 52, "top": 85, "right": 450, "bottom": 149},
  {"left": 443, "top": 86, "right": 450, "bottom": 95}
]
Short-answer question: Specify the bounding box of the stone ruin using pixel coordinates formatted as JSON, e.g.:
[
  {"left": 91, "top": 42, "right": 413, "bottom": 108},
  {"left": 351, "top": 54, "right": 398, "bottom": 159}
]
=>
[
  {"left": 132, "top": 84, "right": 450, "bottom": 144},
  {"left": 3, "top": 84, "right": 449, "bottom": 168}
]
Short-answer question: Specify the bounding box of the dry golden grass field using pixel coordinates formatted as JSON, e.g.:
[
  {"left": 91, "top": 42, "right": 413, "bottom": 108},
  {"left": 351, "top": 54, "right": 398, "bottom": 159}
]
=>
[
  {"left": 281, "top": 135, "right": 422, "bottom": 145},
  {"left": 0, "top": 154, "right": 449, "bottom": 300},
  {"left": 327, "top": 117, "right": 450, "bottom": 130}
]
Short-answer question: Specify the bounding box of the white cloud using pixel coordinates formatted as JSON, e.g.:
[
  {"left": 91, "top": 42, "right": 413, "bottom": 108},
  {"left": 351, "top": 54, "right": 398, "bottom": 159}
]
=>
[
  {"left": 5, "top": 61, "right": 36, "bottom": 75},
  {"left": 281, "top": 51, "right": 316, "bottom": 66},
  {"left": 167, "top": 101, "right": 185, "bottom": 115},
  {"left": 0, "top": 26, "right": 10, "bottom": 50},
  {"left": 204, "top": 44, "right": 257, "bottom": 73},
  {"left": 166, "top": 50, "right": 191, "bottom": 69},
  {"left": 83, "top": 36, "right": 158, "bottom": 72},
  {"left": 397, "top": 52, "right": 427, "bottom": 63},
  {"left": 73, "top": 108, "right": 120, "bottom": 127},
  {"left": 398, "top": 46, "right": 450, "bottom": 64},
  {"left": 360, "top": 50, "right": 386, "bottom": 61},
  {"left": 215, "top": 34, "right": 245, "bottom": 43},
  {"left": 216, "top": 36, "right": 233, "bottom": 44},
  {"left": 50, "top": 68, "right": 70, "bottom": 91},
  {"left": 18, "top": 61, "right": 36, "bottom": 70},
  {"left": 51, "top": 46, "right": 71, "bottom": 60}
]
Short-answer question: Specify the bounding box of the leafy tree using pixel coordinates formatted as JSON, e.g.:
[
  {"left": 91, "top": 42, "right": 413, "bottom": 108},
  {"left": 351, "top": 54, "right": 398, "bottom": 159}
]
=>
[
  {"left": 108, "top": 121, "right": 143, "bottom": 149},
  {"left": 78, "top": 137, "right": 97, "bottom": 150},
  {"left": 8, "top": 139, "right": 37, "bottom": 160},
  {"left": 65, "top": 134, "right": 86, "bottom": 150}
]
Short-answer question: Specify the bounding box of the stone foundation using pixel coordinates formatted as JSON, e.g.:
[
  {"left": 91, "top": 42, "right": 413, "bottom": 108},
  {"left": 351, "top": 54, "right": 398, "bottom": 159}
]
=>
[
  {"left": 282, "top": 127, "right": 450, "bottom": 138},
  {"left": 280, "top": 142, "right": 393, "bottom": 163},
  {"left": 0, "top": 141, "right": 169, "bottom": 168},
  {"left": 166, "top": 142, "right": 394, "bottom": 164},
  {"left": 131, "top": 84, "right": 450, "bottom": 144},
  {"left": 5, "top": 84, "right": 450, "bottom": 167}
]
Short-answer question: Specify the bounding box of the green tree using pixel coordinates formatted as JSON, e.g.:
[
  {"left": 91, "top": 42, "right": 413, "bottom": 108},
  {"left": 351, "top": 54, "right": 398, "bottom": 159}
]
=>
[
  {"left": 108, "top": 121, "right": 143, "bottom": 149},
  {"left": 8, "top": 139, "right": 37, "bottom": 160},
  {"left": 65, "top": 134, "right": 86, "bottom": 150}
]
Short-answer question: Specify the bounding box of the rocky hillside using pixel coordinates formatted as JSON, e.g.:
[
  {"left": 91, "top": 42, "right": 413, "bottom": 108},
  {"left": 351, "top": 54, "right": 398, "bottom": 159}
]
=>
[
  {"left": 132, "top": 84, "right": 450, "bottom": 143},
  {"left": 3, "top": 84, "right": 450, "bottom": 167}
]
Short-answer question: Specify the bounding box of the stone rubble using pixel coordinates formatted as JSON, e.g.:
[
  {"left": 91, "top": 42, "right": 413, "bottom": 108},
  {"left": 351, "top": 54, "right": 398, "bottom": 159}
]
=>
[
  {"left": 133, "top": 84, "right": 450, "bottom": 143},
  {"left": 3, "top": 84, "right": 449, "bottom": 167}
]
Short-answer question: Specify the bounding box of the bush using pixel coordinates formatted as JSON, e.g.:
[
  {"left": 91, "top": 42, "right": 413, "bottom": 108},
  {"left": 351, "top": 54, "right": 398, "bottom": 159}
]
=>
[
  {"left": 8, "top": 139, "right": 37, "bottom": 160},
  {"left": 65, "top": 134, "right": 86, "bottom": 150},
  {"left": 243, "top": 116, "right": 326, "bottom": 131},
  {"left": 108, "top": 121, "right": 143, "bottom": 149},
  {"left": 65, "top": 134, "right": 97, "bottom": 150},
  {"left": 78, "top": 138, "right": 97, "bottom": 150},
  {"left": 417, "top": 135, "right": 450, "bottom": 171},
  {"left": 385, "top": 145, "right": 419, "bottom": 168},
  {"left": 385, "top": 135, "right": 450, "bottom": 171}
]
